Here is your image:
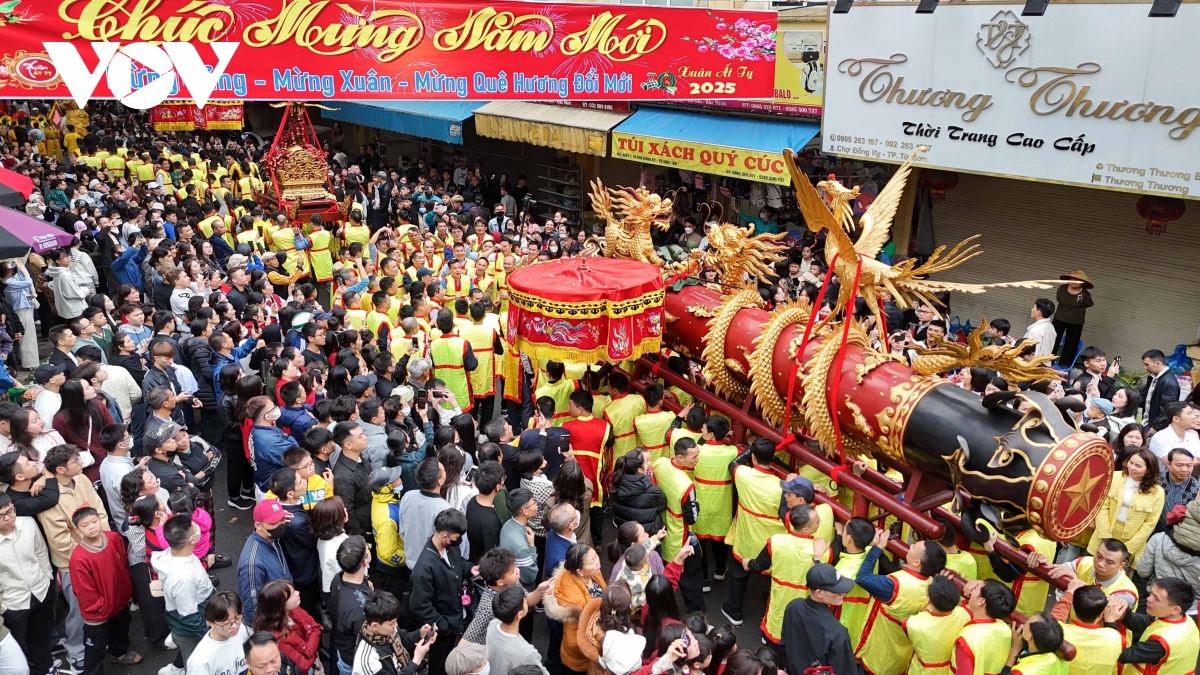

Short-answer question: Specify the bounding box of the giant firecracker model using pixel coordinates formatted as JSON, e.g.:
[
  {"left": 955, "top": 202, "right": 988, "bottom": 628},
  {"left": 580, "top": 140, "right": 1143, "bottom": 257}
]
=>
[{"left": 571, "top": 147, "right": 1114, "bottom": 581}]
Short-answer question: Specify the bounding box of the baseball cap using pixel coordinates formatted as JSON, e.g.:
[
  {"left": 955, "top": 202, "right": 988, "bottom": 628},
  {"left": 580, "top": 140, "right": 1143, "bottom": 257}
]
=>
[
  {"left": 149, "top": 202, "right": 164, "bottom": 211},
  {"left": 225, "top": 254, "right": 248, "bottom": 270},
  {"left": 807, "top": 563, "right": 856, "bottom": 594},
  {"left": 34, "top": 363, "right": 66, "bottom": 384},
  {"left": 444, "top": 643, "right": 487, "bottom": 675},
  {"left": 780, "top": 475, "right": 815, "bottom": 502},
  {"left": 368, "top": 466, "right": 404, "bottom": 494},
  {"left": 145, "top": 181, "right": 160, "bottom": 189},
  {"left": 144, "top": 421, "right": 182, "bottom": 449},
  {"left": 396, "top": 385, "right": 415, "bottom": 404},
  {"left": 1088, "top": 397, "right": 1114, "bottom": 415},
  {"left": 313, "top": 312, "right": 332, "bottom": 321},
  {"left": 291, "top": 311, "right": 312, "bottom": 328},
  {"left": 416, "top": 267, "right": 434, "bottom": 279},
  {"left": 253, "top": 498, "right": 288, "bottom": 524},
  {"left": 348, "top": 376, "right": 373, "bottom": 398}
]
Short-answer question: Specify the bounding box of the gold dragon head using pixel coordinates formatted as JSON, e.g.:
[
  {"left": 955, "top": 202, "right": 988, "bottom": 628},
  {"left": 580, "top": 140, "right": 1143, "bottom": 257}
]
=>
[
  {"left": 589, "top": 179, "right": 674, "bottom": 235},
  {"left": 816, "top": 174, "right": 860, "bottom": 234}
]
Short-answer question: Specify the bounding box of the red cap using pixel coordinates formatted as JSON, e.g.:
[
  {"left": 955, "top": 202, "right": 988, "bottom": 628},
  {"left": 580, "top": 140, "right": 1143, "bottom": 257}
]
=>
[{"left": 253, "top": 499, "right": 287, "bottom": 524}]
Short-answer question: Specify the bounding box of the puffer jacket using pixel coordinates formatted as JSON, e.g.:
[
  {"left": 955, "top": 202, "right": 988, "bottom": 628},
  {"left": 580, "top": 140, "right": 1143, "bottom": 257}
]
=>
[
  {"left": 1170, "top": 500, "right": 1200, "bottom": 550},
  {"left": 178, "top": 335, "right": 216, "bottom": 410},
  {"left": 1137, "top": 527, "right": 1200, "bottom": 604},
  {"left": 611, "top": 473, "right": 665, "bottom": 534},
  {"left": 250, "top": 424, "right": 299, "bottom": 492}
]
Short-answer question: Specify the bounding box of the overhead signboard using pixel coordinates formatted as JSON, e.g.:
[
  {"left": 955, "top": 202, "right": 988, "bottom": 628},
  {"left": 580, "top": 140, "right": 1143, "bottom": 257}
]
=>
[
  {"left": 823, "top": 2, "right": 1200, "bottom": 199},
  {"left": 0, "top": 0, "right": 777, "bottom": 107},
  {"left": 695, "top": 29, "right": 824, "bottom": 116}
]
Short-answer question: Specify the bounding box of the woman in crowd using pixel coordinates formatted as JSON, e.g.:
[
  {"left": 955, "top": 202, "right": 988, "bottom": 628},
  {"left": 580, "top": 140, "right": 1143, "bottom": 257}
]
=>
[
  {"left": 547, "top": 459, "right": 593, "bottom": 546},
  {"left": 52, "top": 378, "right": 113, "bottom": 480},
  {"left": 252, "top": 580, "right": 322, "bottom": 675},
  {"left": 110, "top": 332, "right": 148, "bottom": 387},
  {"left": 9, "top": 408, "right": 65, "bottom": 470},
  {"left": 610, "top": 448, "right": 665, "bottom": 536},
  {"left": 312, "top": 495, "right": 350, "bottom": 603},
  {"left": 1088, "top": 446, "right": 1164, "bottom": 565},
  {"left": 547, "top": 542, "right": 606, "bottom": 675}
]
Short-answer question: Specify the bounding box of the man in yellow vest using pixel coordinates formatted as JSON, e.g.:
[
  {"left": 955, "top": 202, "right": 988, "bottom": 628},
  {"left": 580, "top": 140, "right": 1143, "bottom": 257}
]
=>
[
  {"left": 271, "top": 221, "right": 311, "bottom": 279},
  {"left": 306, "top": 215, "right": 336, "bottom": 308},
  {"left": 460, "top": 302, "right": 503, "bottom": 418},
  {"left": 1049, "top": 582, "right": 1121, "bottom": 675},
  {"left": 341, "top": 211, "right": 371, "bottom": 251},
  {"left": 652, "top": 436, "right": 706, "bottom": 613},
  {"left": 344, "top": 291, "right": 369, "bottom": 330},
  {"left": 197, "top": 202, "right": 223, "bottom": 238},
  {"left": 982, "top": 528, "right": 1057, "bottom": 617},
  {"left": 602, "top": 371, "right": 646, "bottom": 479},
  {"left": 780, "top": 563, "right": 862, "bottom": 675},
  {"left": 780, "top": 474, "right": 836, "bottom": 548},
  {"left": 835, "top": 517, "right": 878, "bottom": 652},
  {"left": 562, "top": 390, "right": 613, "bottom": 544},
  {"left": 1046, "top": 539, "right": 1139, "bottom": 613},
  {"left": 534, "top": 361, "right": 578, "bottom": 427},
  {"left": 694, "top": 415, "right": 737, "bottom": 590},
  {"left": 666, "top": 405, "right": 705, "bottom": 462},
  {"left": 749, "top": 504, "right": 832, "bottom": 643},
  {"left": 633, "top": 384, "right": 676, "bottom": 463},
  {"left": 854, "top": 529, "right": 947, "bottom": 675},
  {"left": 722, "top": 438, "right": 788, "bottom": 627},
  {"left": 1108, "top": 577, "right": 1199, "bottom": 675},
  {"left": 935, "top": 517, "right": 979, "bottom": 581},
  {"left": 1005, "top": 613, "right": 1067, "bottom": 675},
  {"left": 365, "top": 291, "right": 395, "bottom": 349},
  {"left": 103, "top": 151, "right": 125, "bottom": 177},
  {"left": 950, "top": 579, "right": 1015, "bottom": 675},
  {"left": 429, "top": 308, "right": 478, "bottom": 413},
  {"left": 443, "top": 260, "right": 472, "bottom": 300},
  {"left": 907, "top": 575, "right": 972, "bottom": 675}
]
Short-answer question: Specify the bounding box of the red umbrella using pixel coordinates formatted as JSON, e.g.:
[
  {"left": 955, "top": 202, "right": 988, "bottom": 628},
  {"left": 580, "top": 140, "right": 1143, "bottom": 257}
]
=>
[{"left": 0, "top": 167, "right": 33, "bottom": 198}]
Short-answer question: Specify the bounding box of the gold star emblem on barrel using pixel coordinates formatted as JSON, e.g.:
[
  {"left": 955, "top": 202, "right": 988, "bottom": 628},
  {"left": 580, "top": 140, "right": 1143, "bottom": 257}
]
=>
[{"left": 1061, "top": 461, "right": 1103, "bottom": 522}]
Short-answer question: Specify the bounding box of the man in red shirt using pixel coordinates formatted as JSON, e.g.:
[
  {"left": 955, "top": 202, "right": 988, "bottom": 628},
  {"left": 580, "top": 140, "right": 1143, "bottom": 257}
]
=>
[{"left": 68, "top": 506, "right": 140, "bottom": 675}]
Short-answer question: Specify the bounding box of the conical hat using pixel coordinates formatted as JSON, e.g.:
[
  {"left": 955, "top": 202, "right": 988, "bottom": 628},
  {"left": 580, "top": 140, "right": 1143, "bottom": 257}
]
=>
[{"left": 1059, "top": 269, "right": 1093, "bottom": 289}]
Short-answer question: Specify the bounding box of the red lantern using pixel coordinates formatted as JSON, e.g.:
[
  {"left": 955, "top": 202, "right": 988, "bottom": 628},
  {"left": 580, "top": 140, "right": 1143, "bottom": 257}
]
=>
[
  {"left": 1135, "top": 195, "right": 1186, "bottom": 236},
  {"left": 920, "top": 170, "right": 959, "bottom": 203}
]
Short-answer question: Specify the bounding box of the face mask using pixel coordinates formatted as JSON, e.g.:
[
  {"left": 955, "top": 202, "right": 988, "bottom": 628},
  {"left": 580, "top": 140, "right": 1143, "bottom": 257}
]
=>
[
  {"left": 392, "top": 485, "right": 404, "bottom": 495},
  {"left": 684, "top": 227, "right": 694, "bottom": 234},
  {"left": 402, "top": 406, "right": 411, "bottom": 418},
  {"left": 476, "top": 664, "right": 491, "bottom": 675},
  {"left": 265, "top": 408, "right": 281, "bottom": 422},
  {"left": 446, "top": 536, "right": 462, "bottom": 548},
  {"left": 549, "top": 247, "right": 558, "bottom": 253}
]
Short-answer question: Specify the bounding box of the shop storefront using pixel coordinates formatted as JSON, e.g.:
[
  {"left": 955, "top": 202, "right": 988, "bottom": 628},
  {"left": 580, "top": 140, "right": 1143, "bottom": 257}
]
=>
[{"left": 822, "top": 1, "right": 1200, "bottom": 362}]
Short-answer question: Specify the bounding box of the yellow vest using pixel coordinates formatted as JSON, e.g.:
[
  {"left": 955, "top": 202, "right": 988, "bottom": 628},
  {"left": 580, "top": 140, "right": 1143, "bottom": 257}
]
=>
[
  {"left": 1012, "top": 653, "right": 1068, "bottom": 675},
  {"left": 906, "top": 607, "right": 971, "bottom": 675},
  {"left": 444, "top": 274, "right": 471, "bottom": 300},
  {"left": 365, "top": 311, "right": 392, "bottom": 341},
  {"left": 430, "top": 334, "right": 473, "bottom": 410},
  {"left": 667, "top": 385, "right": 694, "bottom": 408},
  {"left": 391, "top": 332, "right": 428, "bottom": 362},
  {"left": 1012, "top": 530, "right": 1057, "bottom": 617},
  {"left": 761, "top": 532, "right": 831, "bottom": 642},
  {"left": 692, "top": 442, "right": 737, "bottom": 539},
  {"left": 460, "top": 323, "right": 498, "bottom": 398},
  {"left": 604, "top": 394, "right": 647, "bottom": 458},
  {"left": 343, "top": 224, "right": 370, "bottom": 249},
  {"left": 104, "top": 155, "right": 125, "bottom": 176},
  {"left": 1075, "top": 558, "right": 1140, "bottom": 613},
  {"left": 308, "top": 230, "right": 335, "bottom": 282},
  {"left": 633, "top": 410, "right": 676, "bottom": 462},
  {"left": 835, "top": 550, "right": 875, "bottom": 651},
  {"left": 945, "top": 551, "right": 979, "bottom": 581},
  {"left": 665, "top": 427, "right": 704, "bottom": 461},
  {"left": 237, "top": 175, "right": 256, "bottom": 197},
  {"left": 810, "top": 502, "right": 835, "bottom": 547},
  {"left": 729, "top": 464, "right": 786, "bottom": 563},
  {"left": 534, "top": 378, "right": 577, "bottom": 427},
  {"left": 591, "top": 393, "right": 612, "bottom": 419},
  {"left": 136, "top": 162, "right": 156, "bottom": 182},
  {"left": 345, "top": 308, "right": 368, "bottom": 330},
  {"left": 1059, "top": 620, "right": 1123, "bottom": 675},
  {"left": 652, "top": 457, "right": 695, "bottom": 562},
  {"left": 198, "top": 214, "right": 222, "bottom": 239},
  {"left": 953, "top": 619, "right": 1011, "bottom": 675},
  {"left": 84, "top": 155, "right": 102, "bottom": 169},
  {"left": 236, "top": 229, "right": 259, "bottom": 252},
  {"left": 1132, "top": 616, "right": 1199, "bottom": 675},
  {"left": 857, "top": 568, "right": 932, "bottom": 675}
]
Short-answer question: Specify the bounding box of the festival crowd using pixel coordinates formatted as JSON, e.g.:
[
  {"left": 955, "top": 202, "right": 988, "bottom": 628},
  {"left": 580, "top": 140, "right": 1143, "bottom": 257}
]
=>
[{"left": 0, "top": 99, "right": 1196, "bottom": 675}]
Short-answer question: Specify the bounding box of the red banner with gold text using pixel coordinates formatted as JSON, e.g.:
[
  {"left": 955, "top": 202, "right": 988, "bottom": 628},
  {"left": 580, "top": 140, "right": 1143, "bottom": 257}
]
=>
[{"left": 0, "top": 0, "right": 776, "bottom": 102}]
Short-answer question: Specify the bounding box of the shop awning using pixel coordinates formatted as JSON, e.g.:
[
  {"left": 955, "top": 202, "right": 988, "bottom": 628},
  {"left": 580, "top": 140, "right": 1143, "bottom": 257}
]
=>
[
  {"left": 473, "top": 102, "right": 629, "bottom": 157},
  {"left": 611, "top": 108, "right": 821, "bottom": 185},
  {"left": 322, "top": 101, "right": 485, "bottom": 145}
]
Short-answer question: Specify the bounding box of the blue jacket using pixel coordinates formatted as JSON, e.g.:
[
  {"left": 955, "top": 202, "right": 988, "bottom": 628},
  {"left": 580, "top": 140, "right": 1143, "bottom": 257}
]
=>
[
  {"left": 237, "top": 531, "right": 292, "bottom": 626},
  {"left": 546, "top": 529, "right": 573, "bottom": 575},
  {"left": 211, "top": 337, "right": 258, "bottom": 400},
  {"left": 250, "top": 424, "right": 298, "bottom": 492},
  {"left": 111, "top": 245, "right": 148, "bottom": 292},
  {"left": 279, "top": 405, "right": 317, "bottom": 445},
  {"left": 397, "top": 420, "right": 435, "bottom": 494},
  {"left": 210, "top": 235, "right": 235, "bottom": 267}
]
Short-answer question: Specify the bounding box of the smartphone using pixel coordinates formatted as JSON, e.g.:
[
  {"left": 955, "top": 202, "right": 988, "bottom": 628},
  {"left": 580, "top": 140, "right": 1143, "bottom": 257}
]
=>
[
  {"left": 680, "top": 630, "right": 691, "bottom": 648},
  {"left": 1112, "top": 356, "right": 1121, "bottom": 369},
  {"left": 411, "top": 336, "right": 419, "bottom": 349},
  {"left": 559, "top": 431, "right": 571, "bottom": 454},
  {"left": 687, "top": 532, "right": 699, "bottom": 548},
  {"left": 415, "top": 389, "right": 428, "bottom": 407},
  {"left": 465, "top": 467, "right": 478, "bottom": 484}
]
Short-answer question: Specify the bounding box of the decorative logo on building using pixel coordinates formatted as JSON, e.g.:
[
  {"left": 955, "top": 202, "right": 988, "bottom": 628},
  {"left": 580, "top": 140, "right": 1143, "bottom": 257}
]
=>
[{"left": 976, "top": 10, "right": 1030, "bottom": 69}]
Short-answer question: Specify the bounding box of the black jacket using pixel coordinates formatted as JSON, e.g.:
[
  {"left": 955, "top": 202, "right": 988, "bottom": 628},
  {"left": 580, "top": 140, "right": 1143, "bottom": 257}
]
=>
[
  {"left": 782, "top": 597, "right": 858, "bottom": 675},
  {"left": 279, "top": 503, "right": 320, "bottom": 587},
  {"left": 611, "top": 473, "right": 665, "bottom": 534},
  {"left": 148, "top": 332, "right": 183, "bottom": 365},
  {"left": 1144, "top": 371, "right": 1182, "bottom": 429},
  {"left": 48, "top": 349, "right": 78, "bottom": 378},
  {"left": 112, "top": 352, "right": 147, "bottom": 387},
  {"left": 329, "top": 575, "right": 371, "bottom": 665},
  {"left": 409, "top": 538, "right": 474, "bottom": 638},
  {"left": 333, "top": 452, "right": 373, "bottom": 536},
  {"left": 142, "top": 365, "right": 186, "bottom": 425},
  {"left": 218, "top": 394, "right": 242, "bottom": 455},
  {"left": 178, "top": 335, "right": 216, "bottom": 409}
]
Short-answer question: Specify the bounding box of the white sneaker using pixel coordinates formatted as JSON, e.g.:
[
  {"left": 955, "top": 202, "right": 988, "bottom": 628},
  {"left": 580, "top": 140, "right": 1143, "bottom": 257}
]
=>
[
  {"left": 164, "top": 634, "right": 176, "bottom": 650},
  {"left": 158, "top": 665, "right": 185, "bottom": 675},
  {"left": 130, "top": 602, "right": 139, "bottom": 612}
]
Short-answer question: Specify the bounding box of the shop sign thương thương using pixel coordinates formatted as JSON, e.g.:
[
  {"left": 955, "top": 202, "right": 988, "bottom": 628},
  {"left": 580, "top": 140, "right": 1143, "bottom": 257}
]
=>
[
  {"left": 822, "top": 2, "right": 1200, "bottom": 199},
  {"left": 0, "top": 0, "right": 777, "bottom": 108}
]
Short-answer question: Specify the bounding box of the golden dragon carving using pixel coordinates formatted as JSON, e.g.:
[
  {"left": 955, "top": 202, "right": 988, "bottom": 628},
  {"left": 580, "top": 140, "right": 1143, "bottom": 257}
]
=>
[
  {"left": 588, "top": 179, "right": 671, "bottom": 266},
  {"left": 910, "top": 320, "right": 1062, "bottom": 382}
]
